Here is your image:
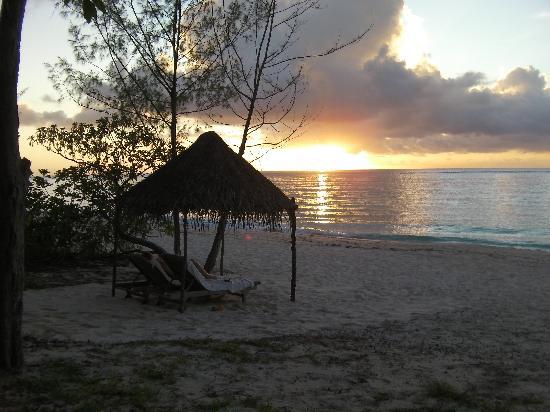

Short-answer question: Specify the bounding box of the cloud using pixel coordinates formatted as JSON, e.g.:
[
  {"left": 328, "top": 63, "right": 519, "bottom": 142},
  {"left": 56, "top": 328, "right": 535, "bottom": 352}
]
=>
[
  {"left": 19, "top": 104, "right": 101, "bottom": 127},
  {"left": 204, "top": 0, "right": 404, "bottom": 143},
  {"left": 289, "top": 0, "right": 403, "bottom": 64},
  {"left": 41, "top": 94, "right": 58, "bottom": 103},
  {"left": 72, "top": 108, "right": 104, "bottom": 123},
  {"left": 19, "top": 104, "right": 70, "bottom": 126},
  {"left": 22, "top": 0, "right": 550, "bottom": 157},
  {"left": 289, "top": 2, "right": 550, "bottom": 155},
  {"left": 535, "top": 11, "right": 550, "bottom": 19},
  {"left": 228, "top": 0, "right": 550, "bottom": 155},
  {"left": 494, "top": 66, "right": 546, "bottom": 95}
]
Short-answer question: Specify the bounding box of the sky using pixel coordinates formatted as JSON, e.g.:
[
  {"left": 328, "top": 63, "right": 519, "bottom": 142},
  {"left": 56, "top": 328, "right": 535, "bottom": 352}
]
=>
[{"left": 18, "top": 0, "right": 550, "bottom": 171}]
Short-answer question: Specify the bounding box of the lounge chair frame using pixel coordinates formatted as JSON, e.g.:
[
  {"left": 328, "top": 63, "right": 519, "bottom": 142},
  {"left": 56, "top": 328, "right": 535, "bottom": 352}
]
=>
[{"left": 114, "top": 253, "right": 256, "bottom": 309}]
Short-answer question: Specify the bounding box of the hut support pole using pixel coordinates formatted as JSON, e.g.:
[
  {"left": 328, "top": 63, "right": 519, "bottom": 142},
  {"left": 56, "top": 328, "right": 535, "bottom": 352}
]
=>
[
  {"left": 112, "top": 206, "right": 120, "bottom": 297},
  {"left": 180, "top": 213, "right": 188, "bottom": 313},
  {"left": 220, "top": 229, "right": 224, "bottom": 276},
  {"left": 290, "top": 198, "right": 297, "bottom": 302}
]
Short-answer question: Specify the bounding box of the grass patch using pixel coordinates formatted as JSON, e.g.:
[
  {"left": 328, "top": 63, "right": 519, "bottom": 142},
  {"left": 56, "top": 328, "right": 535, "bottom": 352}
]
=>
[
  {"left": 372, "top": 391, "right": 391, "bottom": 404},
  {"left": 70, "top": 379, "right": 155, "bottom": 411},
  {"left": 241, "top": 395, "right": 277, "bottom": 411},
  {"left": 423, "top": 381, "right": 546, "bottom": 412},
  {"left": 178, "top": 338, "right": 214, "bottom": 351},
  {"left": 510, "top": 393, "right": 543, "bottom": 405},
  {"left": 241, "top": 338, "right": 290, "bottom": 353},
  {"left": 425, "top": 380, "right": 470, "bottom": 404},
  {"left": 11, "top": 358, "right": 88, "bottom": 403},
  {"left": 476, "top": 394, "right": 544, "bottom": 412},
  {"left": 41, "top": 358, "right": 86, "bottom": 381},
  {"left": 136, "top": 364, "right": 176, "bottom": 383},
  {"left": 0, "top": 357, "right": 157, "bottom": 411},
  {"left": 86, "top": 346, "right": 110, "bottom": 356},
  {"left": 174, "top": 353, "right": 188, "bottom": 366},
  {"left": 210, "top": 342, "right": 253, "bottom": 363},
  {"left": 193, "top": 396, "right": 232, "bottom": 411},
  {"left": 297, "top": 351, "right": 322, "bottom": 366}
]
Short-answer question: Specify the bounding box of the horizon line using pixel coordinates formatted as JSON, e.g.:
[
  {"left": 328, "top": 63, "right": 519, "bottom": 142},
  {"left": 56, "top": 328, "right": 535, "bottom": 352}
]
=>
[{"left": 261, "top": 167, "right": 550, "bottom": 173}]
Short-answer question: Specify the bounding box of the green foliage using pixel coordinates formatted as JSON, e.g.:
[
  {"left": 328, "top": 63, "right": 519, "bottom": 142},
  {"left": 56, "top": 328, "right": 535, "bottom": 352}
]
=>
[
  {"left": 81, "top": 0, "right": 98, "bottom": 21},
  {"left": 25, "top": 170, "right": 103, "bottom": 265},
  {"left": 51, "top": 0, "right": 233, "bottom": 142},
  {"left": 26, "top": 116, "right": 167, "bottom": 266},
  {"left": 63, "top": 0, "right": 106, "bottom": 22}
]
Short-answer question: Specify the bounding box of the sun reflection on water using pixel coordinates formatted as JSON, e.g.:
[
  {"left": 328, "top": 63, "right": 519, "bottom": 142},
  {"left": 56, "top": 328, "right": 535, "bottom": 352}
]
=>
[
  {"left": 265, "top": 170, "right": 550, "bottom": 249},
  {"left": 315, "top": 173, "right": 330, "bottom": 223}
]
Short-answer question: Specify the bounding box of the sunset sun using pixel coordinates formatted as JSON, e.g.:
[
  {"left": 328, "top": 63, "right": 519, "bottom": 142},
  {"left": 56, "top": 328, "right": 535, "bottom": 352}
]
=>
[{"left": 257, "top": 144, "right": 373, "bottom": 171}]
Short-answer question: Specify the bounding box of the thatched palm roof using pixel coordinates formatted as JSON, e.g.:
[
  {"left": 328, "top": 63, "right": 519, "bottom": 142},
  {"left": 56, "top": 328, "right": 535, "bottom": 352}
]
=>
[{"left": 120, "top": 131, "right": 295, "bottom": 222}]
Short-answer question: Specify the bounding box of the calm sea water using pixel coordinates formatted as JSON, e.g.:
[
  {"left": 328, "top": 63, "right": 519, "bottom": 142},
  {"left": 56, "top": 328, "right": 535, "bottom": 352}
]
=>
[{"left": 265, "top": 169, "right": 550, "bottom": 250}]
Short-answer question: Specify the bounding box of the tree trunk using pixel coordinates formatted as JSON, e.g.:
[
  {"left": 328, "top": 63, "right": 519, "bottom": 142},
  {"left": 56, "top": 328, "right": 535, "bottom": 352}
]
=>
[
  {"left": 0, "top": 0, "right": 28, "bottom": 371},
  {"left": 204, "top": 89, "right": 254, "bottom": 272},
  {"left": 172, "top": 210, "right": 181, "bottom": 255},
  {"left": 118, "top": 231, "right": 168, "bottom": 255},
  {"left": 169, "top": 106, "right": 180, "bottom": 255},
  {"left": 169, "top": 0, "right": 181, "bottom": 256}
]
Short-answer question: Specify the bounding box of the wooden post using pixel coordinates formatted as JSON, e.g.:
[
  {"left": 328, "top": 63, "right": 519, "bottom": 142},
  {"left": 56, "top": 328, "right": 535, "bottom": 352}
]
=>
[
  {"left": 179, "top": 212, "right": 188, "bottom": 312},
  {"left": 220, "top": 227, "right": 224, "bottom": 276},
  {"left": 172, "top": 210, "right": 181, "bottom": 255},
  {"left": 290, "top": 198, "right": 298, "bottom": 302},
  {"left": 112, "top": 206, "right": 120, "bottom": 297}
]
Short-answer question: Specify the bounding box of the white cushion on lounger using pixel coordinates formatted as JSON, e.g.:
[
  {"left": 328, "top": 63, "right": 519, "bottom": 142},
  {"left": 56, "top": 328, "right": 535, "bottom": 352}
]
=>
[
  {"left": 188, "top": 260, "right": 229, "bottom": 292},
  {"left": 189, "top": 259, "right": 255, "bottom": 293},
  {"left": 225, "top": 278, "right": 255, "bottom": 294}
]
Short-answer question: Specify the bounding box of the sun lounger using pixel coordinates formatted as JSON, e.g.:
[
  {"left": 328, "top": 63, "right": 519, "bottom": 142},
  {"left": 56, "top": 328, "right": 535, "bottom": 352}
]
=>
[
  {"left": 187, "top": 258, "right": 260, "bottom": 302},
  {"left": 114, "top": 254, "right": 182, "bottom": 305},
  {"left": 116, "top": 253, "right": 259, "bottom": 308}
]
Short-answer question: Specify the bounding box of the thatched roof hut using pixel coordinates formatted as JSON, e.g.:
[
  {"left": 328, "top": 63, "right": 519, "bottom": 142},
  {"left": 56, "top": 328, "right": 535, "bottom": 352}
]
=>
[
  {"left": 114, "top": 131, "right": 298, "bottom": 310},
  {"left": 120, "top": 131, "right": 295, "bottom": 223}
]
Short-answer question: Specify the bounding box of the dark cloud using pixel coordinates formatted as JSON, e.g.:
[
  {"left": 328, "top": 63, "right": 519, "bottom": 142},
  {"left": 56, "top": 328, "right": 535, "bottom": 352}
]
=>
[
  {"left": 291, "top": 0, "right": 403, "bottom": 63},
  {"left": 72, "top": 108, "right": 103, "bottom": 123},
  {"left": 494, "top": 66, "right": 546, "bottom": 95},
  {"left": 250, "top": 1, "right": 549, "bottom": 155},
  {"left": 23, "top": 0, "right": 550, "bottom": 156},
  {"left": 302, "top": 45, "right": 550, "bottom": 154},
  {"left": 19, "top": 104, "right": 69, "bottom": 126},
  {"left": 209, "top": 0, "right": 405, "bottom": 139},
  {"left": 41, "top": 94, "right": 58, "bottom": 103},
  {"left": 19, "top": 104, "right": 101, "bottom": 127}
]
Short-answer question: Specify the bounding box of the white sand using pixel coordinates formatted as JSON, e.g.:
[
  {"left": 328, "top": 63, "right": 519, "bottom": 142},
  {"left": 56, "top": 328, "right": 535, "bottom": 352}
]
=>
[
  {"left": 19, "top": 231, "right": 550, "bottom": 410},
  {"left": 23, "top": 231, "right": 550, "bottom": 344}
]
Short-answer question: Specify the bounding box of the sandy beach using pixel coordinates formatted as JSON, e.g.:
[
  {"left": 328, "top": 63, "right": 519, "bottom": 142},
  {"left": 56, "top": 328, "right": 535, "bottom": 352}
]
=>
[{"left": 3, "top": 231, "right": 550, "bottom": 410}]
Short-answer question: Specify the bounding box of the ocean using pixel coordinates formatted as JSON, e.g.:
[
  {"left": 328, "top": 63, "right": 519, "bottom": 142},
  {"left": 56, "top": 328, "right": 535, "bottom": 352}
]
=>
[{"left": 265, "top": 169, "right": 550, "bottom": 250}]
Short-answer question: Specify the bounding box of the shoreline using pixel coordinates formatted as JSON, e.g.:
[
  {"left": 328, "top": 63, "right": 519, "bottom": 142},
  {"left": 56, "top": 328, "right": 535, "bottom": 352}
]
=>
[
  {"left": 300, "top": 231, "right": 550, "bottom": 256},
  {"left": 296, "top": 228, "right": 550, "bottom": 252}
]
